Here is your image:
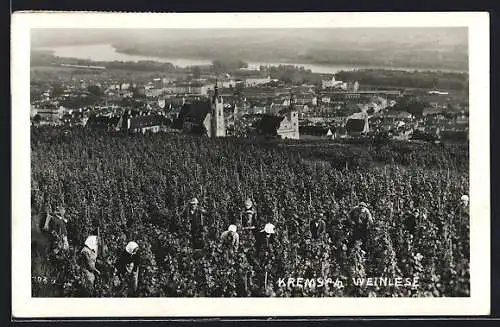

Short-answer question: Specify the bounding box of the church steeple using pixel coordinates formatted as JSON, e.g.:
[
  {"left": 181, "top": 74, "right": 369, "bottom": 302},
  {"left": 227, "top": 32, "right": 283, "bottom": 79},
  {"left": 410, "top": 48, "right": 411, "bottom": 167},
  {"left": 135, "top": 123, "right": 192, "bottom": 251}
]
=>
[
  {"left": 210, "top": 78, "right": 226, "bottom": 138},
  {"left": 289, "top": 91, "right": 295, "bottom": 110},
  {"left": 212, "top": 79, "right": 219, "bottom": 104}
]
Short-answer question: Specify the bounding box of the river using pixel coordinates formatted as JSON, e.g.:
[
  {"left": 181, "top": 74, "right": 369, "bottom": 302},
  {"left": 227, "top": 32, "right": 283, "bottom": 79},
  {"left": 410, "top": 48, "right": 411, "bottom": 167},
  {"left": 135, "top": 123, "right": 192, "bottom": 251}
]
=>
[{"left": 35, "top": 43, "right": 464, "bottom": 74}]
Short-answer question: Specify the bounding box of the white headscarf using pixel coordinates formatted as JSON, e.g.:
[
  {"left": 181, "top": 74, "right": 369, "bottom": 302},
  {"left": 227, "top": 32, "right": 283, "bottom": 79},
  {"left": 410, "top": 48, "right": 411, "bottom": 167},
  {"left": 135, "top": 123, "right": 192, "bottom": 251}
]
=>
[
  {"left": 262, "top": 223, "right": 275, "bottom": 234},
  {"left": 228, "top": 225, "right": 237, "bottom": 233},
  {"left": 244, "top": 199, "right": 253, "bottom": 209},
  {"left": 460, "top": 194, "right": 469, "bottom": 207},
  {"left": 126, "top": 241, "right": 139, "bottom": 255},
  {"left": 85, "top": 235, "right": 98, "bottom": 253}
]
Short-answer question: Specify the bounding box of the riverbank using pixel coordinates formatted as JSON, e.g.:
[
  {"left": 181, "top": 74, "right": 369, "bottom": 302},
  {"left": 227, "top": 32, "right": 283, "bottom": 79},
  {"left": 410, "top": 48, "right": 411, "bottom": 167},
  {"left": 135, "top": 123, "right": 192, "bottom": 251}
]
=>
[{"left": 34, "top": 43, "right": 468, "bottom": 74}]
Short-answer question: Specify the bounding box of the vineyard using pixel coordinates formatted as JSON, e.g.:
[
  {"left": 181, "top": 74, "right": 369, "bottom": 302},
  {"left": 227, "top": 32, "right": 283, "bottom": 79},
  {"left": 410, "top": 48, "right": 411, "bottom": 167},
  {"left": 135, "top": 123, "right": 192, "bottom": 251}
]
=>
[{"left": 31, "top": 126, "right": 469, "bottom": 297}]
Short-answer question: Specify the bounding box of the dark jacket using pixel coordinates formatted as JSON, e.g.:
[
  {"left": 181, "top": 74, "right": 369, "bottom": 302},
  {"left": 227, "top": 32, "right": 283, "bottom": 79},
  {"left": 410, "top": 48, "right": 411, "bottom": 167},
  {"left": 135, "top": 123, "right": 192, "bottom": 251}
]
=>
[
  {"left": 116, "top": 249, "right": 141, "bottom": 276},
  {"left": 183, "top": 207, "right": 207, "bottom": 249},
  {"left": 255, "top": 231, "right": 274, "bottom": 256},
  {"left": 240, "top": 207, "right": 258, "bottom": 230},
  {"left": 287, "top": 218, "right": 300, "bottom": 237},
  {"left": 403, "top": 211, "right": 417, "bottom": 234},
  {"left": 169, "top": 206, "right": 206, "bottom": 234},
  {"left": 185, "top": 207, "right": 205, "bottom": 231},
  {"left": 310, "top": 219, "right": 326, "bottom": 239},
  {"left": 51, "top": 216, "right": 68, "bottom": 237},
  {"left": 42, "top": 213, "right": 67, "bottom": 236}
]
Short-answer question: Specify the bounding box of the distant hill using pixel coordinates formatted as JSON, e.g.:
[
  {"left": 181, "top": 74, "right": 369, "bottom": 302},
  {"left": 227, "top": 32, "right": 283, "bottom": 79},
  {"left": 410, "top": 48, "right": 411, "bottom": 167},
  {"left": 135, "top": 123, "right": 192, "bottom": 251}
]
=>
[{"left": 31, "top": 28, "right": 468, "bottom": 71}]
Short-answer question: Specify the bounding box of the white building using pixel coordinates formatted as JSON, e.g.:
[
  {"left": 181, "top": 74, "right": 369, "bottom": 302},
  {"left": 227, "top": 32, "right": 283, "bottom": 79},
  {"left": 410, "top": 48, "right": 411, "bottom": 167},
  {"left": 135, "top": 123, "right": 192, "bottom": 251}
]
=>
[
  {"left": 245, "top": 76, "right": 271, "bottom": 87},
  {"left": 221, "top": 79, "right": 237, "bottom": 88},
  {"left": 321, "top": 97, "right": 331, "bottom": 104},
  {"left": 277, "top": 110, "right": 300, "bottom": 139},
  {"left": 208, "top": 85, "right": 226, "bottom": 138},
  {"left": 353, "top": 81, "right": 360, "bottom": 92},
  {"left": 322, "top": 75, "right": 345, "bottom": 89},
  {"left": 200, "top": 84, "right": 215, "bottom": 96}
]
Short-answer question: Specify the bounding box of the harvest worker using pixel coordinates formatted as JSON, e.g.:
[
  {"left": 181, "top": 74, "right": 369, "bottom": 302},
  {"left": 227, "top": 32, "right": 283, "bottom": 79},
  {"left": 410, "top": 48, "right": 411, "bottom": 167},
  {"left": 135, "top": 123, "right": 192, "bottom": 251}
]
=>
[
  {"left": 402, "top": 209, "right": 418, "bottom": 237},
  {"left": 255, "top": 223, "right": 277, "bottom": 290},
  {"left": 310, "top": 212, "right": 327, "bottom": 240},
  {"left": 220, "top": 225, "right": 240, "bottom": 262},
  {"left": 287, "top": 214, "right": 301, "bottom": 240},
  {"left": 256, "top": 223, "right": 276, "bottom": 259},
  {"left": 347, "top": 202, "right": 374, "bottom": 250},
  {"left": 456, "top": 194, "right": 470, "bottom": 234},
  {"left": 240, "top": 199, "right": 258, "bottom": 231},
  {"left": 78, "top": 235, "right": 100, "bottom": 297},
  {"left": 43, "top": 205, "right": 69, "bottom": 251},
  {"left": 183, "top": 197, "right": 207, "bottom": 250},
  {"left": 114, "top": 241, "right": 141, "bottom": 296},
  {"left": 460, "top": 194, "right": 469, "bottom": 209}
]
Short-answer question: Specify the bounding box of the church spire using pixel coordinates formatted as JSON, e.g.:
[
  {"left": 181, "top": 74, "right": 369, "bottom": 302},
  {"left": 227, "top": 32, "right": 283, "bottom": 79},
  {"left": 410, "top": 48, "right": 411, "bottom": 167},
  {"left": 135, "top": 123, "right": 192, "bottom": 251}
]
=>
[
  {"left": 212, "top": 79, "right": 219, "bottom": 104},
  {"left": 289, "top": 91, "right": 295, "bottom": 109}
]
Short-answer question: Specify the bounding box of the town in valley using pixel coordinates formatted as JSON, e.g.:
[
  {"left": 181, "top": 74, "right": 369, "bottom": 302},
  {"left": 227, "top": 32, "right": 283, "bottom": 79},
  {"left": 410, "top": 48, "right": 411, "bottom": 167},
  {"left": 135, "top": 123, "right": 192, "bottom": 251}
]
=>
[{"left": 30, "top": 49, "right": 468, "bottom": 143}]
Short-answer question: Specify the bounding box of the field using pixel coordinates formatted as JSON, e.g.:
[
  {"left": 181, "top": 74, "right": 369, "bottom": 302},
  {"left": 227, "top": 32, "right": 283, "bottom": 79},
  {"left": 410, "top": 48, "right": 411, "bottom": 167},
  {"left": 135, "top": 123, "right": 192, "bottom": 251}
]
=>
[{"left": 31, "top": 126, "right": 469, "bottom": 297}]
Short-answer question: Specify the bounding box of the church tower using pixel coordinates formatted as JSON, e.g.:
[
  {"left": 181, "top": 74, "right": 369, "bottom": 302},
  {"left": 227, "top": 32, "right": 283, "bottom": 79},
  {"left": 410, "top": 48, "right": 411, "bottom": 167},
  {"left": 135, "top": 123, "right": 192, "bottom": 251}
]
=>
[
  {"left": 287, "top": 92, "right": 299, "bottom": 139},
  {"left": 211, "top": 80, "right": 226, "bottom": 137}
]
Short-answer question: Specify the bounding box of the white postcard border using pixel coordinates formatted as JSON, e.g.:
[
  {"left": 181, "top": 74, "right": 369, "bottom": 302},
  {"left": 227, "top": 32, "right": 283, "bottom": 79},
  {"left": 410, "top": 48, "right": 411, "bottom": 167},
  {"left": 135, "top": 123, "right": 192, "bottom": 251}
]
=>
[{"left": 11, "top": 12, "right": 490, "bottom": 318}]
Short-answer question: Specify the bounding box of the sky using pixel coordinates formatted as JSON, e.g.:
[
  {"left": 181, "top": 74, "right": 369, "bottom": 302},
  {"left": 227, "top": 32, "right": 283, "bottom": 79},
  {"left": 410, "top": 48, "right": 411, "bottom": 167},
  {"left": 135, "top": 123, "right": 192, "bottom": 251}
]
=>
[{"left": 31, "top": 27, "right": 468, "bottom": 49}]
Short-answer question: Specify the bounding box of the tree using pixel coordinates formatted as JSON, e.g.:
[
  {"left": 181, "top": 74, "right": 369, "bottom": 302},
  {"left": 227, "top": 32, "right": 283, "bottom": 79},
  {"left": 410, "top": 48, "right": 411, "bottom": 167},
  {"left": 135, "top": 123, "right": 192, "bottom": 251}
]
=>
[
  {"left": 87, "top": 85, "right": 103, "bottom": 97},
  {"left": 51, "top": 84, "right": 65, "bottom": 98},
  {"left": 133, "top": 86, "right": 146, "bottom": 99},
  {"left": 393, "top": 96, "right": 427, "bottom": 118},
  {"left": 405, "top": 99, "right": 427, "bottom": 118},
  {"left": 121, "top": 97, "right": 134, "bottom": 107},
  {"left": 191, "top": 66, "right": 202, "bottom": 80},
  {"left": 234, "top": 83, "right": 244, "bottom": 97},
  {"left": 212, "top": 59, "right": 248, "bottom": 74}
]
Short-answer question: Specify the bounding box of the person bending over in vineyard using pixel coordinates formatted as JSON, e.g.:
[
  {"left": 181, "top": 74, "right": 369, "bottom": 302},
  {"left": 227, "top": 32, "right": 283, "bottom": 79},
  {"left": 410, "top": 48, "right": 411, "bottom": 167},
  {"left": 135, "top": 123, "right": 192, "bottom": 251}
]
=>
[
  {"left": 310, "top": 212, "right": 327, "bottom": 241},
  {"left": 220, "top": 224, "right": 239, "bottom": 262},
  {"left": 42, "top": 205, "right": 69, "bottom": 252},
  {"left": 254, "top": 223, "right": 276, "bottom": 292},
  {"left": 255, "top": 223, "right": 276, "bottom": 261},
  {"left": 183, "top": 198, "right": 207, "bottom": 250},
  {"left": 114, "top": 241, "right": 141, "bottom": 296},
  {"left": 347, "top": 202, "right": 374, "bottom": 251},
  {"left": 78, "top": 235, "right": 100, "bottom": 297}
]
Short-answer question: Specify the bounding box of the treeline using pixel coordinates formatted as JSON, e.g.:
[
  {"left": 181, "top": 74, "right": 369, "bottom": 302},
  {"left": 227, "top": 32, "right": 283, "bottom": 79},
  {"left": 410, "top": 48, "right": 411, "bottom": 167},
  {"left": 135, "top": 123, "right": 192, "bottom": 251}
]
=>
[
  {"left": 275, "top": 139, "right": 468, "bottom": 171},
  {"left": 297, "top": 45, "right": 468, "bottom": 72},
  {"left": 391, "top": 96, "right": 428, "bottom": 117},
  {"left": 31, "top": 51, "right": 181, "bottom": 73},
  {"left": 105, "top": 61, "right": 177, "bottom": 72},
  {"left": 211, "top": 59, "right": 248, "bottom": 74},
  {"left": 335, "top": 69, "right": 469, "bottom": 91},
  {"left": 266, "top": 65, "right": 318, "bottom": 85}
]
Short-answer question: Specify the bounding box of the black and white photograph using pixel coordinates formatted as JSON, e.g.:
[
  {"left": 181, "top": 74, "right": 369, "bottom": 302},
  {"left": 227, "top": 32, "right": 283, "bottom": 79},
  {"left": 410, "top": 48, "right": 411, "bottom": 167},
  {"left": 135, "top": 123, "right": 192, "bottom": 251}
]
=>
[{"left": 12, "top": 12, "right": 490, "bottom": 317}]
